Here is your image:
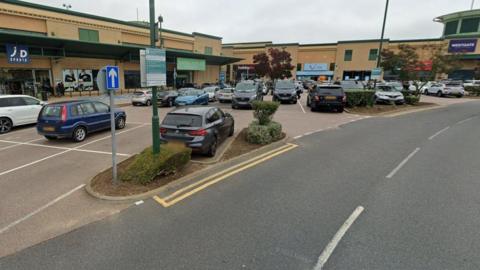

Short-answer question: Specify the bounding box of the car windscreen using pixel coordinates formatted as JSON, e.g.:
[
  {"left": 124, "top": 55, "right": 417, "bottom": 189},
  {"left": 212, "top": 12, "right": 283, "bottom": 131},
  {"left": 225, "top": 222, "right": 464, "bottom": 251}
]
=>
[
  {"left": 388, "top": 83, "right": 404, "bottom": 91},
  {"left": 376, "top": 86, "right": 396, "bottom": 92},
  {"left": 220, "top": 89, "right": 232, "bottom": 93},
  {"left": 179, "top": 89, "right": 203, "bottom": 96},
  {"left": 275, "top": 81, "right": 295, "bottom": 89},
  {"left": 235, "top": 83, "right": 256, "bottom": 92},
  {"left": 446, "top": 83, "right": 462, "bottom": 87},
  {"left": 340, "top": 81, "right": 363, "bottom": 89},
  {"left": 41, "top": 105, "right": 62, "bottom": 118},
  {"left": 134, "top": 91, "right": 145, "bottom": 96},
  {"left": 162, "top": 113, "right": 203, "bottom": 127},
  {"left": 316, "top": 87, "right": 344, "bottom": 95},
  {"left": 158, "top": 91, "right": 171, "bottom": 97},
  {"left": 203, "top": 87, "right": 217, "bottom": 93}
]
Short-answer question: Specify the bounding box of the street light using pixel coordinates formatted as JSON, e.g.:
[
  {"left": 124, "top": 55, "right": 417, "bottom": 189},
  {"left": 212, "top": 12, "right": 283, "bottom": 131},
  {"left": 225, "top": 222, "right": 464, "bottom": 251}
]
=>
[
  {"left": 62, "top": 3, "right": 72, "bottom": 10},
  {"left": 149, "top": 0, "right": 161, "bottom": 154},
  {"left": 376, "top": 0, "right": 390, "bottom": 68},
  {"left": 158, "top": 15, "right": 164, "bottom": 49}
]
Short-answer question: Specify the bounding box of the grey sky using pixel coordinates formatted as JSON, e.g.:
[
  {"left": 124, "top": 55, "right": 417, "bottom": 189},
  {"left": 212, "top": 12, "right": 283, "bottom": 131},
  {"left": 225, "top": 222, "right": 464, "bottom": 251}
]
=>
[{"left": 27, "top": 0, "right": 478, "bottom": 44}]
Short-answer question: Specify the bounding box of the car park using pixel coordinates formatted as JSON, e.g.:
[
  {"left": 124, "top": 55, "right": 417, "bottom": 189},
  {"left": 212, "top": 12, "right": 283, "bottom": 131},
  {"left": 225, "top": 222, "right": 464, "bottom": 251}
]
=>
[
  {"left": 232, "top": 81, "right": 264, "bottom": 109},
  {"left": 203, "top": 86, "right": 219, "bottom": 102},
  {"left": 160, "top": 106, "right": 234, "bottom": 157},
  {"left": 307, "top": 85, "right": 346, "bottom": 112},
  {"left": 131, "top": 90, "right": 152, "bottom": 106},
  {"left": 158, "top": 90, "right": 179, "bottom": 107},
  {"left": 37, "top": 100, "right": 126, "bottom": 142},
  {"left": 216, "top": 88, "right": 234, "bottom": 103},
  {"left": 175, "top": 88, "right": 209, "bottom": 106},
  {"left": 273, "top": 80, "right": 298, "bottom": 104},
  {"left": 425, "top": 81, "right": 464, "bottom": 98},
  {"left": 0, "top": 95, "right": 45, "bottom": 134},
  {"left": 374, "top": 85, "right": 405, "bottom": 105}
]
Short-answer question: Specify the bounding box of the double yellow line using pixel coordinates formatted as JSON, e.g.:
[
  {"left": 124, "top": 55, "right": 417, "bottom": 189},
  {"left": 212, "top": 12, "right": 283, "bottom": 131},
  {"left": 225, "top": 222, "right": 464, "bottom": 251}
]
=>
[{"left": 153, "top": 143, "right": 298, "bottom": 207}]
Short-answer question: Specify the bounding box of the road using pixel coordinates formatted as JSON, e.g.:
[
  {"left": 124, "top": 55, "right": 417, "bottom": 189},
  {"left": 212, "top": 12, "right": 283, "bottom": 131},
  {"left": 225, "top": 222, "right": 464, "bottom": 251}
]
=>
[{"left": 1, "top": 100, "right": 480, "bottom": 269}]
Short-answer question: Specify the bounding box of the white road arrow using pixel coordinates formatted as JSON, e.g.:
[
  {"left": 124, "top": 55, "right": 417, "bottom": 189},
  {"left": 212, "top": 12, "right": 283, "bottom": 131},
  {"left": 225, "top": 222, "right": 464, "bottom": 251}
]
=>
[{"left": 108, "top": 68, "right": 118, "bottom": 87}]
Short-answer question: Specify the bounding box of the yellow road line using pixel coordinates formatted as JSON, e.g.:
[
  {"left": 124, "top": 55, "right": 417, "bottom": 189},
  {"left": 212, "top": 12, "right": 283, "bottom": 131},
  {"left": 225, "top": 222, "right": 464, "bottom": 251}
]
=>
[
  {"left": 155, "top": 143, "right": 298, "bottom": 207},
  {"left": 163, "top": 143, "right": 295, "bottom": 202}
]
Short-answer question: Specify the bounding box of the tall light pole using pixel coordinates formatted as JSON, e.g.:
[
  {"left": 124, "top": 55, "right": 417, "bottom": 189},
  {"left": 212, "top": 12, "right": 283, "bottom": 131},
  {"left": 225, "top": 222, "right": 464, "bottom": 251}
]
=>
[
  {"left": 376, "top": 0, "right": 390, "bottom": 68},
  {"left": 149, "top": 0, "right": 161, "bottom": 154},
  {"left": 471, "top": 0, "right": 476, "bottom": 10}
]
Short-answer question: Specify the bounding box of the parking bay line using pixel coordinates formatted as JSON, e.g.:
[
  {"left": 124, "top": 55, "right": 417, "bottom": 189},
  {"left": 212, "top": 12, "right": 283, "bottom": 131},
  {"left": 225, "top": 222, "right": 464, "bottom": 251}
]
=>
[
  {"left": 154, "top": 143, "right": 298, "bottom": 207},
  {"left": 298, "top": 102, "right": 306, "bottom": 114},
  {"left": 0, "top": 124, "right": 146, "bottom": 177},
  {"left": 0, "top": 138, "right": 43, "bottom": 151},
  {"left": 386, "top": 147, "right": 421, "bottom": 179},
  {"left": 0, "top": 184, "right": 85, "bottom": 235},
  {"left": 428, "top": 126, "right": 450, "bottom": 140},
  {"left": 313, "top": 206, "right": 365, "bottom": 270}
]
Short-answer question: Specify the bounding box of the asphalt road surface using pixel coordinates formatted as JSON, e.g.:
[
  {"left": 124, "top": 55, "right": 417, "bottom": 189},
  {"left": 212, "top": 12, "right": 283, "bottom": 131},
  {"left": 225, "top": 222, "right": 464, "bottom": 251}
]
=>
[{"left": 1, "top": 100, "right": 480, "bottom": 270}]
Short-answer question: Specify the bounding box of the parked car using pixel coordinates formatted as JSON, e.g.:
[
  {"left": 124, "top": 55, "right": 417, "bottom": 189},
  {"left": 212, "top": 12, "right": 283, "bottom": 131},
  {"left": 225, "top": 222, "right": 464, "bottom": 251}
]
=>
[
  {"left": 37, "top": 100, "right": 126, "bottom": 142},
  {"left": 386, "top": 81, "right": 405, "bottom": 91},
  {"left": 157, "top": 90, "right": 178, "bottom": 107},
  {"left": 339, "top": 80, "right": 364, "bottom": 90},
  {"left": 426, "top": 81, "right": 464, "bottom": 97},
  {"left": 0, "top": 95, "right": 45, "bottom": 134},
  {"left": 232, "top": 81, "right": 264, "bottom": 109},
  {"left": 307, "top": 85, "right": 346, "bottom": 112},
  {"left": 464, "top": 80, "right": 480, "bottom": 87},
  {"left": 160, "top": 106, "right": 234, "bottom": 157},
  {"left": 216, "top": 88, "right": 234, "bottom": 103},
  {"left": 273, "top": 80, "right": 298, "bottom": 104},
  {"left": 420, "top": 81, "right": 436, "bottom": 94},
  {"left": 131, "top": 90, "right": 152, "bottom": 106},
  {"left": 374, "top": 85, "right": 405, "bottom": 105},
  {"left": 175, "top": 88, "right": 209, "bottom": 106},
  {"left": 203, "top": 86, "right": 219, "bottom": 102}
]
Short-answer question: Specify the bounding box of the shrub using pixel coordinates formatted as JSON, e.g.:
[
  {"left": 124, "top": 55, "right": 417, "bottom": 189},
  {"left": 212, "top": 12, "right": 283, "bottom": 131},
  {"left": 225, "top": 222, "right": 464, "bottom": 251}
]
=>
[
  {"left": 267, "top": 121, "right": 283, "bottom": 141},
  {"left": 465, "top": 86, "right": 480, "bottom": 96},
  {"left": 246, "top": 123, "right": 272, "bottom": 145},
  {"left": 120, "top": 143, "right": 191, "bottom": 185},
  {"left": 252, "top": 100, "right": 280, "bottom": 125},
  {"left": 344, "top": 90, "right": 376, "bottom": 108},
  {"left": 405, "top": 95, "right": 420, "bottom": 105}
]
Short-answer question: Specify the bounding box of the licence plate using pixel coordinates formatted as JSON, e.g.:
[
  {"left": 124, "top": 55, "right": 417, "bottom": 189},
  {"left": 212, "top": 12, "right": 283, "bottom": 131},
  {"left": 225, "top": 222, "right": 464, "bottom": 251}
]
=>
[
  {"left": 43, "top": 126, "right": 55, "bottom": 132},
  {"left": 325, "top": 96, "right": 337, "bottom": 100}
]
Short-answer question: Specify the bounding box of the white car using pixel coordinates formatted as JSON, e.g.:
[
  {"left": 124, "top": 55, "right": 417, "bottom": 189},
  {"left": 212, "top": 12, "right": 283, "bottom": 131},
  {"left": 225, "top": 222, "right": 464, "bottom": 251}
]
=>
[
  {"left": 464, "top": 80, "right": 480, "bottom": 87},
  {"left": 0, "top": 95, "right": 45, "bottom": 134},
  {"left": 203, "top": 86, "right": 219, "bottom": 102},
  {"left": 425, "top": 82, "right": 464, "bottom": 98},
  {"left": 374, "top": 85, "right": 405, "bottom": 105},
  {"left": 420, "top": 81, "right": 435, "bottom": 94},
  {"left": 131, "top": 89, "right": 153, "bottom": 106},
  {"left": 216, "top": 88, "right": 234, "bottom": 103}
]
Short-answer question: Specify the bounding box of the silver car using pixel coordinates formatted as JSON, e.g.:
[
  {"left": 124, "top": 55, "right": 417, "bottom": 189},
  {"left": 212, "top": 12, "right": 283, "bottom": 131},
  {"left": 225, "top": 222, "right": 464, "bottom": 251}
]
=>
[
  {"left": 131, "top": 90, "right": 153, "bottom": 106},
  {"left": 216, "top": 88, "right": 234, "bottom": 103},
  {"left": 375, "top": 85, "right": 405, "bottom": 105}
]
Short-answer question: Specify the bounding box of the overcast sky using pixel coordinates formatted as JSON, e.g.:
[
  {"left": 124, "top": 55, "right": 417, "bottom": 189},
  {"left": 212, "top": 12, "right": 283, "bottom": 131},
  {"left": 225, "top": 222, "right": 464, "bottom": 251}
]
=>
[{"left": 27, "top": 0, "right": 478, "bottom": 44}]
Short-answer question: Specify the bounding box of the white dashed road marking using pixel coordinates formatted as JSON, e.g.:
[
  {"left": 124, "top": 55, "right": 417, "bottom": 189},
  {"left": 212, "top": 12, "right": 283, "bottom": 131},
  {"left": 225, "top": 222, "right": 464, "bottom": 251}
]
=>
[
  {"left": 386, "top": 147, "right": 421, "bottom": 179},
  {"left": 428, "top": 126, "right": 450, "bottom": 140}
]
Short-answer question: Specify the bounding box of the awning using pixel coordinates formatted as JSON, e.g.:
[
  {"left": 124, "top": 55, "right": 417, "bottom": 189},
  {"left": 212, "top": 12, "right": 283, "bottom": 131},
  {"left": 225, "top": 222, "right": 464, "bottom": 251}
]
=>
[
  {"left": 460, "top": 54, "right": 480, "bottom": 60},
  {"left": 0, "top": 29, "right": 242, "bottom": 65},
  {"left": 296, "top": 70, "right": 334, "bottom": 76}
]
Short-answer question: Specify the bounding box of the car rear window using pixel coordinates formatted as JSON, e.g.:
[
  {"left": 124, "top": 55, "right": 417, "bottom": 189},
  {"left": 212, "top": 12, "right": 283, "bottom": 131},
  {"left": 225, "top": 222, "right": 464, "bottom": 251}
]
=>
[
  {"left": 134, "top": 91, "right": 145, "bottom": 96},
  {"left": 42, "top": 105, "right": 62, "bottom": 118},
  {"left": 316, "top": 87, "right": 344, "bottom": 95},
  {"left": 446, "top": 83, "right": 462, "bottom": 87},
  {"left": 163, "top": 113, "right": 203, "bottom": 127}
]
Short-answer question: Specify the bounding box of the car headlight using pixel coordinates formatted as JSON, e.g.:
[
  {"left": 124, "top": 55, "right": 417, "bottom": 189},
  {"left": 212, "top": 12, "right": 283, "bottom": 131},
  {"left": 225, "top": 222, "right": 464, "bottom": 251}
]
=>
[{"left": 250, "top": 95, "right": 257, "bottom": 100}]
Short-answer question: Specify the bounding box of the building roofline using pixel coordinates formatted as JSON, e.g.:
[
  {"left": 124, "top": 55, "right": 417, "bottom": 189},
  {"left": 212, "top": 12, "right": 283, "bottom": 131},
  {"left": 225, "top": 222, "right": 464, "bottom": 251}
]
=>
[
  {"left": 299, "top": 43, "right": 338, "bottom": 47},
  {"left": 434, "top": 8, "right": 480, "bottom": 23},
  {"left": 2, "top": 0, "right": 199, "bottom": 38},
  {"left": 389, "top": 37, "right": 444, "bottom": 43},
  {"left": 338, "top": 38, "right": 389, "bottom": 44},
  {"left": 193, "top": 32, "right": 223, "bottom": 40},
  {"left": 223, "top": 41, "right": 273, "bottom": 45}
]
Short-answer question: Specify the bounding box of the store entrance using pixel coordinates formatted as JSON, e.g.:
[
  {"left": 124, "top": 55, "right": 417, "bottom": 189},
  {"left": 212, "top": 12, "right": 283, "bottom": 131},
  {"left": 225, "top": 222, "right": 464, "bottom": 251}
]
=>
[{"left": 0, "top": 69, "right": 52, "bottom": 96}]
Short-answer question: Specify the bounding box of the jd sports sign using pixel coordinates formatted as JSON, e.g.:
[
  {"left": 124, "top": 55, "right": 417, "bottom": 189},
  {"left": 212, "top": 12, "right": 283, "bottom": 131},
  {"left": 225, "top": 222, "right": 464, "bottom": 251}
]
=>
[{"left": 6, "top": 44, "right": 30, "bottom": 64}]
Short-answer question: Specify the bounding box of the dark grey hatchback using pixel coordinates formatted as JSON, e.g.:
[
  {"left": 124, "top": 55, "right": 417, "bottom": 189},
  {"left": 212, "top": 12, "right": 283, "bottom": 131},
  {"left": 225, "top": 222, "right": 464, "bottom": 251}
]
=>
[{"left": 159, "top": 107, "right": 234, "bottom": 157}]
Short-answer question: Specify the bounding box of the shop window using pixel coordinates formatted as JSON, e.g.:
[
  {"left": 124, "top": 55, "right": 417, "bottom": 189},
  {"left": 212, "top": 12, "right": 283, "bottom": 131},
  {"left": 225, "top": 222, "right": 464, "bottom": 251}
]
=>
[
  {"left": 124, "top": 70, "right": 141, "bottom": 89},
  {"left": 344, "top": 50, "right": 353, "bottom": 61},
  {"left": 79, "top": 28, "right": 99, "bottom": 42},
  {"left": 444, "top": 20, "right": 459, "bottom": 35},
  {"left": 368, "top": 49, "right": 378, "bottom": 61},
  {"left": 297, "top": 63, "right": 302, "bottom": 71},
  {"left": 329, "top": 63, "right": 335, "bottom": 71},
  {"left": 204, "top": 46, "right": 213, "bottom": 55},
  {"left": 460, "top": 18, "right": 480, "bottom": 33}
]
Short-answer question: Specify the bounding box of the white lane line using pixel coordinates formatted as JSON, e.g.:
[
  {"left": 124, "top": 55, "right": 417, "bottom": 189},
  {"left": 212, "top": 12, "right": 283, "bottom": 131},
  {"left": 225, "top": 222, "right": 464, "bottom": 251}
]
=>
[
  {"left": 294, "top": 135, "right": 303, "bottom": 139},
  {"left": 298, "top": 102, "right": 306, "bottom": 114},
  {"left": 134, "top": 200, "right": 144, "bottom": 206},
  {"left": 0, "top": 124, "right": 146, "bottom": 177},
  {"left": 0, "top": 139, "right": 130, "bottom": 157},
  {"left": 428, "top": 126, "right": 450, "bottom": 140},
  {"left": 386, "top": 147, "right": 421, "bottom": 179},
  {"left": 0, "top": 138, "right": 44, "bottom": 151},
  {"left": 456, "top": 117, "right": 475, "bottom": 125},
  {"left": 0, "top": 184, "right": 85, "bottom": 235},
  {"left": 314, "top": 206, "right": 365, "bottom": 270}
]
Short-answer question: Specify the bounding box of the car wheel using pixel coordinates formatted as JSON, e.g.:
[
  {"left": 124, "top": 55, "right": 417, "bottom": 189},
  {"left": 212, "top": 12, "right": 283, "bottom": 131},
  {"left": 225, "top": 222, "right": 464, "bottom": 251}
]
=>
[
  {"left": 44, "top": 135, "right": 56, "bottom": 140},
  {"left": 437, "top": 91, "right": 443, "bottom": 97},
  {"left": 146, "top": 100, "right": 152, "bottom": 106},
  {"left": 456, "top": 94, "right": 463, "bottom": 98},
  {"left": 306, "top": 97, "right": 311, "bottom": 107},
  {"left": 206, "top": 137, "right": 217, "bottom": 157},
  {"left": 228, "top": 124, "right": 234, "bottom": 137},
  {"left": 338, "top": 107, "right": 344, "bottom": 113},
  {"left": 168, "top": 99, "right": 174, "bottom": 107},
  {"left": 424, "top": 89, "right": 429, "bottom": 95},
  {"left": 232, "top": 104, "right": 237, "bottom": 109},
  {"left": 72, "top": 126, "right": 87, "bottom": 142},
  {"left": 116, "top": 116, "right": 126, "bottom": 129},
  {"left": 310, "top": 106, "right": 316, "bottom": 112},
  {"left": 0, "top": 117, "right": 13, "bottom": 134}
]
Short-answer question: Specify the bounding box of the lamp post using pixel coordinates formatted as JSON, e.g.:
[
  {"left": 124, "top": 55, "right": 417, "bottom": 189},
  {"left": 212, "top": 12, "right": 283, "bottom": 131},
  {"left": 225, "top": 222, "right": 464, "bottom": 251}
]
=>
[
  {"left": 376, "top": 0, "right": 390, "bottom": 68},
  {"left": 471, "top": 0, "right": 476, "bottom": 10},
  {"left": 149, "top": 0, "right": 161, "bottom": 154}
]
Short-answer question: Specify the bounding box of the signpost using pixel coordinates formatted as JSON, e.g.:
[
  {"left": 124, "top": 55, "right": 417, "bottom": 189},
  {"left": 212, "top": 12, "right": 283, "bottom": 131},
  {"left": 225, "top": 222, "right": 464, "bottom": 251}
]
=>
[{"left": 97, "top": 66, "right": 120, "bottom": 184}]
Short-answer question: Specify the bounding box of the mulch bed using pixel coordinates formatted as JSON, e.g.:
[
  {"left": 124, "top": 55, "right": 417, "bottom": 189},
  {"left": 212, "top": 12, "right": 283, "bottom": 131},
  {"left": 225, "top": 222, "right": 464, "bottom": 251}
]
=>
[
  {"left": 222, "top": 128, "right": 286, "bottom": 161},
  {"left": 346, "top": 102, "right": 436, "bottom": 115}
]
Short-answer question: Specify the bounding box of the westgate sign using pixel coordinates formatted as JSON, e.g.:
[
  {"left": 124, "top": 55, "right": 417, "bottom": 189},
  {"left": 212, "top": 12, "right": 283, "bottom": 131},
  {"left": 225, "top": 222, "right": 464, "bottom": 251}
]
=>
[
  {"left": 6, "top": 44, "right": 30, "bottom": 64},
  {"left": 448, "top": 39, "right": 477, "bottom": 53}
]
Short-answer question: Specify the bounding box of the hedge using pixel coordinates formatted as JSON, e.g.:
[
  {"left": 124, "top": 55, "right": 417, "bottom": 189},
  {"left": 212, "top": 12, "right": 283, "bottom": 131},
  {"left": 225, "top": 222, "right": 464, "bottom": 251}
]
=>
[
  {"left": 246, "top": 121, "right": 283, "bottom": 145},
  {"left": 344, "top": 90, "right": 375, "bottom": 108},
  {"left": 405, "top": 95, "right": 420, "bottom": 105},
  {"left": 120, "top": 143, "right": 191, "bottom": 185},
  {"left": 252, "top": 100, "right": 279, "bottom": 125},
  {"left": 465, "top": 86, "right": 480, "bottom": 96}
]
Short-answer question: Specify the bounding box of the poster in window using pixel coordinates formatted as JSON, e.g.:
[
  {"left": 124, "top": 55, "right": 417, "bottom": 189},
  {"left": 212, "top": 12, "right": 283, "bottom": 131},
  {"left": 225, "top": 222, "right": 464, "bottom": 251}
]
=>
[
  {"left": 78, "top": 69, "right": 93, "bottom": 91},
  {"left": 63, "top": 69, "right": 78, "bottom": 92}
]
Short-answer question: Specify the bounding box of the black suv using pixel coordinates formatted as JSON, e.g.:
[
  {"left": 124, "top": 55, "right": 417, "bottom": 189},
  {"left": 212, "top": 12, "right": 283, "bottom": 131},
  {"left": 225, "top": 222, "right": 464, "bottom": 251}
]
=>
[
  {"left": 273, "top": 80, "right": 298, "bottom": 104},
  {"left": 307, "top": 85, "right": 346, "bottom": 112}
]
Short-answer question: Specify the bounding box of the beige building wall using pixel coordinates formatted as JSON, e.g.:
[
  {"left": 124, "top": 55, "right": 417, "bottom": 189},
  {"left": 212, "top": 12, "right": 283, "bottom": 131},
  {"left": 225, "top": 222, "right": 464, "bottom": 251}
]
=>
[
  {"left": 297, "top": 46, "right": 337, "bottom": 69},
  {"left": 334, "top": 42, "right": 382, "bottom": 79},
  {"left": 194, "top": 35, "right": 222, "bottom": 55},
  {"left": 0, "top": 13, "right": 47, "bottom": 33},
  {"left": 194, "top": 65, "right": 220, "bottom": 84}
]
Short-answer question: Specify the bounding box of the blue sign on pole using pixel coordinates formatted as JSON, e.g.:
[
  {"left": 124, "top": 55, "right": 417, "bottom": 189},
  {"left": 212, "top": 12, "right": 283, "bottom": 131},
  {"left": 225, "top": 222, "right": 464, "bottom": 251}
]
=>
[
  {"left": 105, "top": 66, "right": 120, "bottom": 90},
  {"left": 219, "top": 71, "right": 226, "bottom": 82},
  {"left": 6, "top": 44, "right": 30, "bottom": 64}
]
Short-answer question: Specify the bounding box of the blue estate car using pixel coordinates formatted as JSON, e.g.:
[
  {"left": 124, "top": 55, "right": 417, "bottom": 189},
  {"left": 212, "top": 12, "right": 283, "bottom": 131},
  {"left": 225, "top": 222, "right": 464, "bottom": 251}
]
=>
[
  {"left": 37, "top": 100, "right": 126, "bottom": 142},
  {"left": 174, "top": 88, "right": 209, "bottom": 106}
]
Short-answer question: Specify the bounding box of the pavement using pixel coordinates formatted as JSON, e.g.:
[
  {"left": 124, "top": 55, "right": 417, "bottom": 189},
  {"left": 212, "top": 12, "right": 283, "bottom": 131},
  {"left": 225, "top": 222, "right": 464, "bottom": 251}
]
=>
[{"left": 0, "top": 97, "right": 479, "bottom": 269}]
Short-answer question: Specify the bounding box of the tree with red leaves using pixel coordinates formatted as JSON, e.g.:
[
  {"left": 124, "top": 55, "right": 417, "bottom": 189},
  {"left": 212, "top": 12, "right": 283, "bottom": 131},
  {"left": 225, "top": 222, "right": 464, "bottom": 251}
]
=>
[{"left": 252, "top": 48, "right": 294, "bottom": 80}]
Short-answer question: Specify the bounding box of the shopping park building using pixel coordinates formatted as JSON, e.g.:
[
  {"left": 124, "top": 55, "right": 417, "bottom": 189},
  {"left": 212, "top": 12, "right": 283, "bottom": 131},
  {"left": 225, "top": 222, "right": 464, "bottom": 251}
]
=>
[{"left": 0, "top": 0, "right": 479, "bottom": 96}]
